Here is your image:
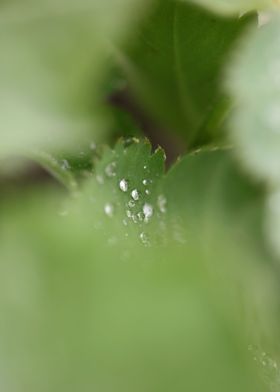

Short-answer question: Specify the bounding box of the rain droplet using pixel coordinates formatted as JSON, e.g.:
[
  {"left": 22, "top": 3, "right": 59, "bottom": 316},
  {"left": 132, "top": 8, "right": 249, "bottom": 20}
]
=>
[
  {"left": 128, "top": 200, "right": 135, "bottom": 208},
  {"left": 126, "top": 210, "right": 132, "bottom": 218},
  {"left": 119, "top": 179, "right": 128, "bottom": 192},
  {"left": 132, "top": 214, "right": 138, "bottom": 223},
  {"left": 144, "top": 165, "right": 147, "bottom": 170},
  {"left": 104, "top": 203, "right": 114, "bottom": 217},
  {"left": 123, "top": 137, "right": 134, "bottom": 148},
  {"left": 143, "top": 179, "right": 152, "bottom": 186},
  {"left": 137, "top": 212, "right": 144, "bottom": 222},
  {"left": 105, "top": 162, "right": 117, "bottom": 178},
  {"left": 158, "top": 194, "right": 167, "bottom": 213},
  {"left": 131, "top": 189, "right": 140, "bottom": 201},
  {"left": 139, "top": 232, "right": 150, "bottom": 246},
  {"left": 145, "top": 189, "right": 150, "bottom": 195},
  {"left": 143, "top": 203, "right": 153, "bottom": 222}
]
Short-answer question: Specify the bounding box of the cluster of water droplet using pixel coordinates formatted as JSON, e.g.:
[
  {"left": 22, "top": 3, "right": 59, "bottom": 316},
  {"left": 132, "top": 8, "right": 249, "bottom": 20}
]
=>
[
  {"left": 248, "top": 345, "right": 280, "bottom": 391},
  {"left": 97, "top": 154, "right": 167, "bottom": 246}
]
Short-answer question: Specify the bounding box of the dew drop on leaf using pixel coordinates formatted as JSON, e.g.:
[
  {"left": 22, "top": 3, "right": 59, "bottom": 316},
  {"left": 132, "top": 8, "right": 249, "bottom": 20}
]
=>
[
  {"left": 128, "top": 200, "right": 135, "bottom": 208},
  {"left": 104, "top": 203, "right": 114, "bottom": 217},
  {"left": 119, "top": 178, "right": 128, "bottom": 192},
  {"left": 143, "top": 179, "right": 151, "bottom": 186},
  {"left": 139, "top": 232, "right": 150, "bottom": 246},
  {"left": 143, "top": 203, "right": 153, "bottom": 222},
  {"left": 157, "top": 194, "right": 167, "bottom": 213},
  {"left": 131, "top": 189, "right": 140, "bottom": 201},
  {"left": 105, "top": 162, "right": 117, "bottom": 178},
  {"left": 123, "top": 219, "right": 128, "bottom": 226}
]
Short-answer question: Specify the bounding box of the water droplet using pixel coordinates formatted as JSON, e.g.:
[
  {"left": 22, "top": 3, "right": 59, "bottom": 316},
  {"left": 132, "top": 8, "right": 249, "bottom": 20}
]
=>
[
  {"left": 126, "top": 210, "right": 132, "bottom": 218},
  {"left": 143, "top": 203, "right": 153, "bottom": 222},
  {"left": 104, "top": 203, "right": 114, "bottom": 217},
  {"left": 143, "top": 179, "right": 152, "bottom": 186},
  {"left": 123, "top": 137, "right": 134, "bottom": 148},
  {"left": 105, "top": 162, "right": 117, "bottom": 178},
  {"left": 132, "top": 214, "right": 138, "bottom": 223},
  {"left": 123, "top": 219, "right": 128, "bottom": 226},
  {"left": 61, "top": 159, "right": 70, "bottom": 171},
  {"left": 128, "top": 200, "right": 135, "bottom": 208},
  {"left": 144, "top": 165, "right": 147, "bottom": 170},
  {"left": 119, "top": 179, "right": 128, "bottom": 192},
  {"left": 139, "top": 232, "right": 150, "bottom": 246},
  {"left": 137, "top": 212, "right": 144, "bottom": 222},
  {"left": 131, "top": 189, "right": 140, "bottom": 201},
  {"left": 158, "top": 194, "right": 167, "bottom": 213},
  {"left": 145, "top": 189, "right": 150, "bottom": 195}
]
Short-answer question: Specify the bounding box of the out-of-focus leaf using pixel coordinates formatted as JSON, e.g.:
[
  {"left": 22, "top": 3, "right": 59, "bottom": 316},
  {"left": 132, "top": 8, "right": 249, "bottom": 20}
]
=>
[
  {"left": 226, "top": 13, "right": 280, "bottom": 259},
  {"left": 0, "top": 0, "right": 150, "bottom": 157},
  {"left": 163, "top": 149, "right": 279, "bottom": 343},
  {"left": 0, "top": 141, "right": 278, "bottom": 391},
  {"left": 183, "top": 0, "right": 274, "bottom": 16},
  {"left": 227, "top": 14, "right": 280, "bottom": 184},
  {"left": 117, "top": 0, "right": 255, "bottom": 148}
]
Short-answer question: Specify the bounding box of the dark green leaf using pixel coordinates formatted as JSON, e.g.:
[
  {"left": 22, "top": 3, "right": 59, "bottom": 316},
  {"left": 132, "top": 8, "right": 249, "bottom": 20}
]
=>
[{"left": 117, "top": 1, "right": 256, "bottom": 147}]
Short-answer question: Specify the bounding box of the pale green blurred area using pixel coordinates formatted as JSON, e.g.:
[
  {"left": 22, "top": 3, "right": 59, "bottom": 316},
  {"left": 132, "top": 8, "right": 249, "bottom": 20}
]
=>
[
  {"left": 0, "top": 190, "right": 265, "bottom": 391},
  {"left": 0, "top": 0, "right": 280, "bottom": 390},
  {"left": 225, "top": 11, "right": 280, "bottom": 262},
  {"left": 0, "top": 0, "right": 150, "bottom": 157},
  {"left": 0, "top": 145, "right": 278, "bottom": 391}
]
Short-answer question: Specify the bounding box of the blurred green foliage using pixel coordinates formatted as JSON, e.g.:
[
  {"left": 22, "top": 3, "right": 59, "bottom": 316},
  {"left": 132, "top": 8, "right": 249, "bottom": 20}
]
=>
[{"left": 1, "top": 0, "right": 280, "bottom": 391}]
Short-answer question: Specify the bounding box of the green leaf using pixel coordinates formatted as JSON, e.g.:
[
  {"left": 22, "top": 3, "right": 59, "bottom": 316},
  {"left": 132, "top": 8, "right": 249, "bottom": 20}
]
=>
[
  {"left": 225, "top": 13, "right": 280, "bottom": 264},
  {"left": 0, "top": 140, "right": 278, "bottom": 391},
  {"left": 0, "top": 146, "right": 271, "bottom": 392},
  {"left": 81, "top": 138, "right": 166, "bottom": 245},
  {"left": 227, "top": 13, "right": 280, "bottom": 185},
  {"left": 0, "top": 0, "right": 150, "bottom": 157},
  {"left": 117, "top": 0, "right": 255, "bottom": 148}
]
